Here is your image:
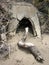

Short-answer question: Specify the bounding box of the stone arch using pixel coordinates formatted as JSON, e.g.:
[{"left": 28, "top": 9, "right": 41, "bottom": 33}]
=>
[{"left": 8, "top": 2, "right": 41, "bottom": 38}]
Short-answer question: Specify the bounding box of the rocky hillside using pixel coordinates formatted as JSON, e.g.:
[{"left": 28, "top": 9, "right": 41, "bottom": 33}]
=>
[{"left": 0, "top": 0, "right": 49, "bottom": 33}]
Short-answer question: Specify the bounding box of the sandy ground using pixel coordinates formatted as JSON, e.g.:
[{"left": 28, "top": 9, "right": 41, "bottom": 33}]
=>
[{"left": 0, "top": 32, "right": 49, "bottom": 65}]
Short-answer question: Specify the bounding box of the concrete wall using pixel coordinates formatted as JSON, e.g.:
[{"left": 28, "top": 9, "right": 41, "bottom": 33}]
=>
[{"left": 8, "top": 2, "right": 41, "bottom": 38}]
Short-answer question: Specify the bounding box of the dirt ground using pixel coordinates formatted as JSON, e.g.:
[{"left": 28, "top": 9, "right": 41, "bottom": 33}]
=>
[{"left": 0, "top": 32, "right": 49, "bottom": 65}]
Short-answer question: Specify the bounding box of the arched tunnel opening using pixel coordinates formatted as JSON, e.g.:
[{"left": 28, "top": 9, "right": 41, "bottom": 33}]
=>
[{"left": 16, "top": 17, "right": 36, "bottom": 35}]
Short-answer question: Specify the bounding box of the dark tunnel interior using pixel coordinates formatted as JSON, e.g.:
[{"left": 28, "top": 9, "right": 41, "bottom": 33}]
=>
[{"left": 16, "top": 17, "right": 34, "bottom": 34}]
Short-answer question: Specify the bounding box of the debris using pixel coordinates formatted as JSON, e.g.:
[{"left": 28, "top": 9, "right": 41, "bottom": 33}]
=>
[
  {"left": 0, "top": 23, "right": 7, "bottom": 42},
  {"left": 28, "top": 46, "right": 44, "bottom": 63},
  {"left": 17, "top": 27, "right": 44, "bottom": 63},
  {"left": 0, "top": 41, "right": 9, "bottom": 58}
]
